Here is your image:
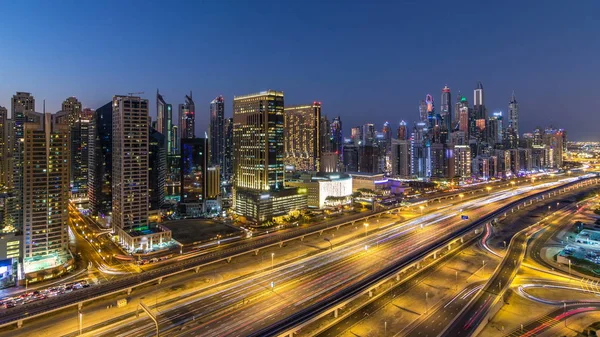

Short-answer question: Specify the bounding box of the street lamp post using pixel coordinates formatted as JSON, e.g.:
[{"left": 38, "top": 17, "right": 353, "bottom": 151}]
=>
[
  {"left": 79, "top": 311, "right": 83, "bottom": 335},
  {"left": 419, "top": 206, "right": 424, "bottom": 214},
  {"left": 425, "top": 292, "right": 428, "bottom": 314},
  {"left": 364, "top": 223, "right": 369, "bottom": 237},
  {"left": 486, "top": 186, "right": 492, "bottom": 194},
  {"left": 271, "top": 253, "right": 274, "bottom": 270},
  {"left": 564, "top": 302, "right": 567, "bottom": 327},
  {"left": 384, "top": 321, "right": 387, "bottom": 336},
  {"left": 482, "top": 260, "right": 485, "bottom": 276}
]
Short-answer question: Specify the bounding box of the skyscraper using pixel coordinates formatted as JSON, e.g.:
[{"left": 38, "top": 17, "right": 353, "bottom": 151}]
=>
[
  {"left": 419, "top": 100, "right": 428, "bottom": 122},
  {"left": 209, "top": 96, "right": 225, "bottom": 170},
  {"left": 61, "top": 97, "right": 88, "bottom": 198},
  {"left": 223, "top": 117, "right": 234, "bottom": 181},
  {"left": 0, "top": 106, "right": 7, "bottom": 187},
  {"left": 156, "top": 89, "right": 173, "bottom": 155},
  {"left": 11, "top": 92, "right": 35, "bottom": 232},
  {"left": 362, "top": 123, "right": 375, "bottom": 146},
  {"left": 486, "top": 112, "right": 503, "bottom": 145},
  {"left": 232, "top": 91, "right": 306, "bottom": 223},
  {"left": 397, "top": 120, "right": 407, "bottom": 140},
  {"left": 440, "top": 86, "right": 452, "bottom": 132},
  {"left": 61, "top": 97, "right": 82, "bottom": 126},
  {"left": 180, "top": 138, "right": 208, "bottom": 216},
  {"left": 284, "top": 102, "right": 321, "bottom": 172},
  {"left": 330, "top": 116, "right": 343, "bottom": 155},
  {"left": 112, "top": 95, "right": 149, "bottom": 236},
  {"left": 179, "top": 92, "right": 195, "bottom": 139},
  {"left": 391, "top": 138, "right": 410, "bottom": 178},
  {"left": 233, "top": 90, "right": 284, "bottom": 191},
  {"left": 22, "top": 112, "right": 70, "bottom": 270},
  {"left": 473, "top": 81, "right": 485, "bottom": 120},
  {"left": 508, "top": 91, "right": 519, "bottom": 138},
  {"left": 149, "top": 128, "right": 166, "bottom": 210},
  {"left": 88, "top": 102, "right": 113, "bottom": 216}
]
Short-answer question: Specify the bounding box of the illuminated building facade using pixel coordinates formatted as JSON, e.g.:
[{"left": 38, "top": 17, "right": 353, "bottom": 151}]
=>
[
  {"left": 180, "top": 138, "right": 207, "bottom": 204},
  {"left": 0, "top": 106, "right": 7, "bottom": 187},
  {"left": 149, "top": 128, "right": 166, "bottom": 210},
  {"left": 22, "top": 112, "right": 70, "bottom": 271},
  {"left": 111, "top": 95, "right": 149, "bottom": 233},
  {"left": 440, "top": 86, "right": 452, "bottom": 132},
  {"left": 233, "top": 90, "right": 285, "bottom": 191},
  {"left": 209, "top": 96, "right": 225, "bottom": 171},
  {"left": 287, "top": 173, "right": 352, "bottom": 209},
  {"left": 284, "top": 102, "right": 321, "bottom": 172},
  {"left": 508, "top": 91, "right": 519, "bottom": 137},
  {"left": 88, "top": 102, "right": 112, "bottom": 216},
  {"left": 452, "top": 145, "right": 471, "bottom": 178},
  {"left": 179, "top": 92, "right": 195, "bottom": 139}
]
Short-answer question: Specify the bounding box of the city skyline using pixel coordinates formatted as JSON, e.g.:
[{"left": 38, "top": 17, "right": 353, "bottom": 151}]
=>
[{"left": 0, "top": 1, "right": 598, "bottom": 139}]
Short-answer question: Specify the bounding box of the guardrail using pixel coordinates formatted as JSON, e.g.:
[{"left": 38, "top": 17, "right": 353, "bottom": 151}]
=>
[{"left": 246, "top": 177, "right": 598, "bottom": 337}]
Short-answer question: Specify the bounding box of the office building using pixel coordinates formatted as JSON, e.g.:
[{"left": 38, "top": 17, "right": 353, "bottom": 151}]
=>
[
  {"left": 179, "top": 92, "right": 195, "bottom": 139},
  {"left": 149, "top": 128, "right": 166, "bottom": 210},
  {"left": 391, "top": 138, "right": 411, "bottom": 178},
  {"left": 62, "top": 97, "right": 89, "bottom": 199},
  {"left": 330, "top": 116, "right": 343, "bottom": 155},
  {"left": 473, "top": 81, "right": 485, "bottom": 120},
  {"left": 233, "top": 90, "right": 285, "bottom": 191},
  {"left": 486, "top": 112, "right": 503, "bottom": 145},
  {"left": 440, "top": 86, "right": 452, "bottom": 132},
  {"left": 0, "top": 106, "right": 7, "bottom": 187},
  {"left": 209, "top": 95, "right": 225, "bottom": 170},
  {"left": 223, "top": 117, "right": 234, "bottom": 181},
  {"left": 320, "top": 116, "right": 332, "bottom": 153},
  {"left": 156, "top": 90, "right": 173, "bottom": 156},
  {"left": 88, "top": 102, "right": 113, "bottom": 216},
  {"left": 180, "top": 138, "right": 208, "bottom": 217},
  {"left": 22, "top": 112, "right": 70, "bottom": 274},
  {"left": 233, "top": 91, "right": 306, "bottom": 223},
  {"left": 284, "top": 102, "right": 321, "bottom": 172},
  {"left": 508, "top": 91, "right": 519, "bottom": 138}
]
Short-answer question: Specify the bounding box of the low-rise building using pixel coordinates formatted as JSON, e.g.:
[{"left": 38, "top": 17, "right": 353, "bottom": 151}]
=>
[{"left": 287, "top": 173, "right": 353, "bottom": 209}]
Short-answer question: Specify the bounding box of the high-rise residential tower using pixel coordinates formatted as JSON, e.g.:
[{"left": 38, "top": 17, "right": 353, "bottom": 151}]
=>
[
  {"left": 179, "top": 92, "right": 195, "bottom": 139},
  {"left": 22, "top": 112, "right": 70, "bottom": 270},
  {"left": 111, "top": 95, "right": 149, "bottom": 235},
  {"left": 284, "top": 102, "right": 321, "bottom": 172},
  {"left": 508, "top": 91, "right": 519, "bottom": 138},
  {"left": 11, "top": 92, "right": 35, "bottom": 231},
  {"left": 209, "top": 95, "right": 225, "bottom": 170}
]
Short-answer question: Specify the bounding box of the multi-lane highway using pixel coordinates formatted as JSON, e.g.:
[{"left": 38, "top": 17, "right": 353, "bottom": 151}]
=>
[
  {"left": 441, "top": 190, "right": 590, "bottom": 337},
  {"left": 73, "top": 179, "right": 587, "bottom": 337}
]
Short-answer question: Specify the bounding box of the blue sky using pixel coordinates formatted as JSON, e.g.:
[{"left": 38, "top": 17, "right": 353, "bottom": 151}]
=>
[{"left": 0, "top": 0, "right": 598, "bottom": 139}]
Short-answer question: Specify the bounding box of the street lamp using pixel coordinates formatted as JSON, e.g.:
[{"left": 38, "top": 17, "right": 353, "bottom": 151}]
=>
[
  {"left": 79, "top": 311, "right": 83, "bottom": 335},
  {"left": 271, "top": 252, "right": 274, "bottom": 270},
  {"left": 458, "top": 194, "right": 464, "bottom": 201},
  {"left": 425, "top": 292, "right": 429, "bottom": 313},
  {"left": 486, "top": 186, "right": 492, "bottom": 194},
  {"left": 364, "top": 223, "right": 369, "bottom": 237},
  {"left": 419, "top": 205, "right": 424, "bottom": 214}
]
